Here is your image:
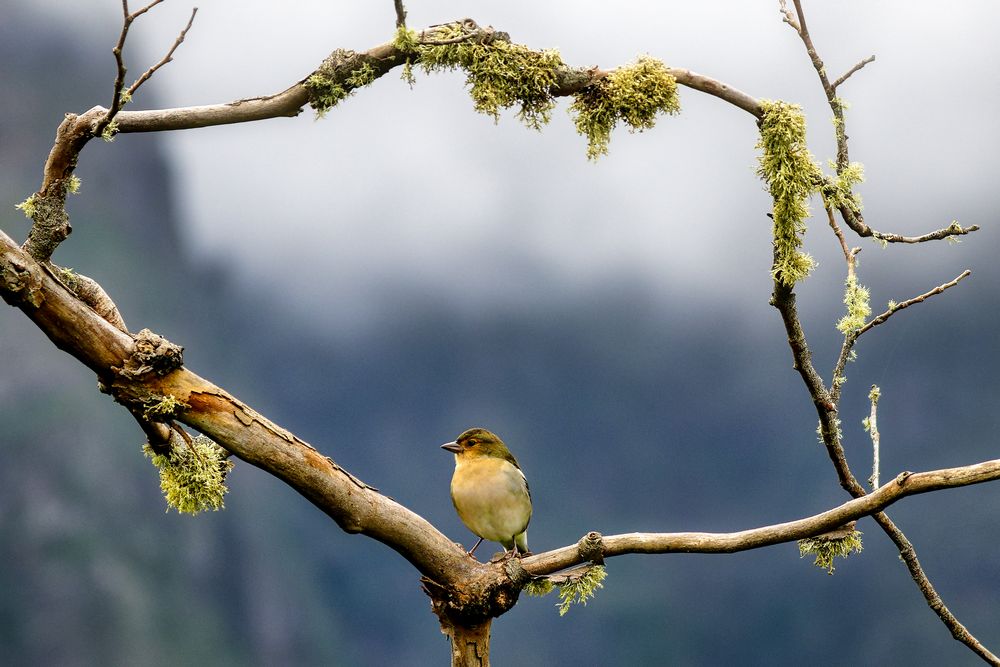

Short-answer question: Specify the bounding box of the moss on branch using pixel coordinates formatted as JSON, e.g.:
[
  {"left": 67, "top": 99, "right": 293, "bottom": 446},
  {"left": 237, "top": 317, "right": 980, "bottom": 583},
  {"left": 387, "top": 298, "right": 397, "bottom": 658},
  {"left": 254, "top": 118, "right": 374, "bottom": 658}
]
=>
[
  {"left": 143, "top": 434, "right": 233, "bottom": 515},
  {"left": 757, "top": 100, "right": 823, "bottom": 285},
  {"left": 570, "top": 56, "right": 680, "bottom": 160},
  {"left": 392, "top": 22, "right": 680, "bottom": 158}
]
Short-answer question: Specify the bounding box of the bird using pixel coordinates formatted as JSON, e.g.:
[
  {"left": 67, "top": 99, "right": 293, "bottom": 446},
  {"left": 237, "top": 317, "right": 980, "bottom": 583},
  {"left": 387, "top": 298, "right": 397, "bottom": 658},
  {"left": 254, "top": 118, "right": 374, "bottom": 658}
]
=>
[{"left": 441, "top": 427, "right": 532, "bottom": 558}]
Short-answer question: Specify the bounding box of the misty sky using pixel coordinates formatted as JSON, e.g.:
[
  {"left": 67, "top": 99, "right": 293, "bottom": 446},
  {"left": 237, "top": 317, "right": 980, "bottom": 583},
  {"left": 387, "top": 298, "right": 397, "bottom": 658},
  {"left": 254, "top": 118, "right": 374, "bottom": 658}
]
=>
[
  {"left": 7, "top": 3, "right": 1000, "bottom": 664},
  {"left": 37, "top": 0, "right": 1000, "bottom": 334}
]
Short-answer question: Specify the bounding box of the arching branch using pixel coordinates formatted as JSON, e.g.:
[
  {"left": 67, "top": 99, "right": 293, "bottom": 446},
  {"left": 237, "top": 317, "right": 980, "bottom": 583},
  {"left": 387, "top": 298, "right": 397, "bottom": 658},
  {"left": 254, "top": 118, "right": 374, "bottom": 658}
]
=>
[{"left": 524, "top": 460, "right": 1000, "bottom": 575}]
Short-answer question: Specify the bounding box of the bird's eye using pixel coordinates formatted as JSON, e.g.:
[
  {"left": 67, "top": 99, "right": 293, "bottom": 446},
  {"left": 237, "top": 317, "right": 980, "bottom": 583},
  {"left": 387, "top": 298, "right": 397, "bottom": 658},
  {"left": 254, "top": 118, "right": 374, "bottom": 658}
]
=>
[{"left": 467, "top": 439, "right": 477, "bottom": 447}]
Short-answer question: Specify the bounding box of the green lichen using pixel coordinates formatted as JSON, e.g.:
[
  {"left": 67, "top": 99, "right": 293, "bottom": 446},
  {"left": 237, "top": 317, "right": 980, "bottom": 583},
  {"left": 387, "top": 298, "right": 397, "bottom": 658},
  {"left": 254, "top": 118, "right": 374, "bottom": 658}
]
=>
[
  {"left": 569, "top": 56, "right": 680, "bottom": 160},
  {"left": 66, "top": 175, "right": 82, "bottom": 194},
  {"left": 101, "top": 119, "right": 119, "bottom": 142},
  {"left": 757, "top": 100, "right": 823, "bottom": 285},
  {"left": 798, "top": 529, "right": 863, "bottom": 574},
  {"left": 556, "top": 564, "right": 606, "bottom": 615},
  {"left": 821, "top": 160, "right": 864, "bottom": 213},
  {"left": 523, "top": 564, "right": 607, "bottom": 615},
  {"left": 523, "top": 578, "right": 555, "bottom": 597},
  {"left": 836, "top": 274, "right": 871, "bottom": 333},
  {"left": 305, "top": 53, "right": 378, "bottom": 118},
  {"left": 142, "top": 394, "right": 190, "bottom": 421},
  {"left": 15, "top": 194, "right": 37, "bottom": 218},
  {"left": 414, "top": 23, "right": 563, "bottom": 130},
  {"left": 143, "top": 434, "right": 234, "bottom": 515},
  {"left": 393, "top": 25, "right": 420, "bottom": 53},
  {"left": 58, "top": 266, "right": 79, "bottom": 290}
]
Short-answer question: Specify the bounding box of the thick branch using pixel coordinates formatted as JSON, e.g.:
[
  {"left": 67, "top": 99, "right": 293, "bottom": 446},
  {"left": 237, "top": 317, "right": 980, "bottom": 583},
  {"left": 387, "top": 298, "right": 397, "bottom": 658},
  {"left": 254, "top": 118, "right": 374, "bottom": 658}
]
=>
[
  {"left": 523, "top": 460, "right": 1000, "bottom": 575},
  {"left": 101, "top": 28, "right": 761, "bottom": 135},
  {"left": 0, "top": 227, "right": 481, "bottom": 588}
]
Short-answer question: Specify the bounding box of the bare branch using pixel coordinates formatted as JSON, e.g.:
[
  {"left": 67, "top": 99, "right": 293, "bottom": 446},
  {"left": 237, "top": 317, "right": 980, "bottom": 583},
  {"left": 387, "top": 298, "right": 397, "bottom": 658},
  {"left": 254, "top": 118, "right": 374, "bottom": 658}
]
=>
[
  {"left": 871, "top": 511, "right": 1000, "bottom": 665},
  {"left": 837, "top": 204, "right": 982, "bottom": 244},
  {"left": 394, "top": 0, "right": 407, "bottom": 29},
  {"left": 870, "top": 222, "right": 981, "bottom": 244},
  {"left": 523, "top": 459, "right": 1000, "bottom": 575},
  {"left": 833, "top": 55, "right": 876, "bottom": 90},
  {"left": 867, "top": 385, "right": 881, "bottom": 488},
  {"left": 125, "top": 7, "right": 198, "bottom": 100},
  {"left": 95, "top": 2, "right": 197, "bottom": 140},
  {"left": 827, "top": 206, "right": 853, "bottom": 262},
  {"left": 859, "top": 270, "right": 971, "bottom": 336}
]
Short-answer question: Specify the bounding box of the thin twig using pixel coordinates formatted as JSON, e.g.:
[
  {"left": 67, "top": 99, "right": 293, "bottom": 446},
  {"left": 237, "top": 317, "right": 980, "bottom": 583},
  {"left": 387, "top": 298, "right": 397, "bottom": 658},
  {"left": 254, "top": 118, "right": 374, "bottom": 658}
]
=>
[
  {"left": 393, "top": 0, "right": 407, "bottom": 29},
  {"left": 867, "top": 385, "right": 880, "bottom": 488},
  {"left": 833, "top": 55, "right": 876, "bottom": 90},
  {"left": 858, "top": 270, "right": 971, "bottom": 336},
  {"left": 125, "top": 7, "right": 198, "bottom": 99},
  {"left": 870, "top": 223, "right": 981, "bottom": 244},
  {"left": 872, "top": 511, "right": 1000, "bottom": 665},
  {"left": 827, "top": 206, "right": 852, "bottom": 262},
  {"left": 94, "top": 1, "right": 197, "bottom": 139}
]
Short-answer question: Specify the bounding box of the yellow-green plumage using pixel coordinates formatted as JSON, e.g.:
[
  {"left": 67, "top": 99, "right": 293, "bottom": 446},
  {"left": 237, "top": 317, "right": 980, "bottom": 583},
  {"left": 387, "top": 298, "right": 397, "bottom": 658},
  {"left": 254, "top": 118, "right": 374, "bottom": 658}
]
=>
[{"left": 442, "top": 428, "right": 531, "bottom": 555}]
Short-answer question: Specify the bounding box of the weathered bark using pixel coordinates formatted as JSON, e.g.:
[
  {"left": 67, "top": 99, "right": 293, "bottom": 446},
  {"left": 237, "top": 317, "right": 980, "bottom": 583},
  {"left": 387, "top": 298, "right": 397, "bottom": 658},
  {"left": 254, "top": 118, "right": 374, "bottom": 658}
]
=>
[{"left": 441, "top": 619, "right": 491, "bottom": 667}]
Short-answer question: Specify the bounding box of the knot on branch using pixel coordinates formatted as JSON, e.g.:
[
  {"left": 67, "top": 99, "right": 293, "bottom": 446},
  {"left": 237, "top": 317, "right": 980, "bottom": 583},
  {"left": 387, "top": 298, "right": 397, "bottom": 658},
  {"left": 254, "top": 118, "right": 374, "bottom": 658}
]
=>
[
  {"left": 577, "top": 531, "right": 605, "bottom": 564},
  {"left": 57, "top": 267, "right": 128, "bottom": 332},
  {"left": 422, "top": 565, "right": 522, "bottom": 627},
  {"left": 0, "top": 255, "right": 44, "bottom": 308},
  {"left": 117, "top": 328, "right": 184, "bottom": 378}
]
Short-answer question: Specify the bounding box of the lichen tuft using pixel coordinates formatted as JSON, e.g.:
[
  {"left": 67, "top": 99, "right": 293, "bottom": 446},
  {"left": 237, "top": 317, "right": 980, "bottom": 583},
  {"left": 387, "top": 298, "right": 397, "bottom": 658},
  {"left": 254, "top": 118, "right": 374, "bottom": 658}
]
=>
[
  {"left": 143, "top": 434, "right": 234, "bottom": 515},
  {"left": 836, "top": 274, "right": 871, "bottom": 333},
  {"left": 569, "top": 56, "right": 680, "bottom": 160},
  {"left": 414, "top": 23, "right": 562, "bottom": 130},
  {"left": 798, "top": 529, "right": 863, "bottom": 574},
  {"left": 305, "top": 52, "right": 378, "bottom": 118},
  {"left": 757, "top": 100, "right": 822, "bottom": 285},
  {"left": 15, "top": 194, "right": 37, "bottom": 218}
]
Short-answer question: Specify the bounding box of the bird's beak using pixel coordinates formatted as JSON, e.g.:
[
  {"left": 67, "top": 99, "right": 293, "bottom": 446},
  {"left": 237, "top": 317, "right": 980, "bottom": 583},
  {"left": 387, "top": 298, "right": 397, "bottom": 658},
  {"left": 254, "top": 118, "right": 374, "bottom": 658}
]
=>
[{"left": 441, "top": 441, "right": 462, "bottom": 454}]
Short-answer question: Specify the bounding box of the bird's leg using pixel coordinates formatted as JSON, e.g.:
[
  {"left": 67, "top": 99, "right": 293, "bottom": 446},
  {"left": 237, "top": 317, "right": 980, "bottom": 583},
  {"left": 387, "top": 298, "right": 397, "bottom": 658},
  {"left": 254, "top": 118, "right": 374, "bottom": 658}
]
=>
[
  {"left": 467, "top": 537, "right": 484, "bottom": 557},
  {"left": 499, "top": 539, "right": 521, "bottom": 561}
]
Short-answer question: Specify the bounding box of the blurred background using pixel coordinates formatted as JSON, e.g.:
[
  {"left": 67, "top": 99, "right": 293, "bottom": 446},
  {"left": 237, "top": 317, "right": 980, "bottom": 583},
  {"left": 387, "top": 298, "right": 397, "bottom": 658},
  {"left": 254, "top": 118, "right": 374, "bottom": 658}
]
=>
[{"left": 3, "top": 1, "right": 1000, "bottom": 664}]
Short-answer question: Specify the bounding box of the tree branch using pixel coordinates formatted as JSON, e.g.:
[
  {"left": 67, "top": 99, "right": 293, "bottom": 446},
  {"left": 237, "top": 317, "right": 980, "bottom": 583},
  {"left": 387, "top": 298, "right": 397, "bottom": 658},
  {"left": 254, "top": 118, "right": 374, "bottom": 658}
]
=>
[
  {"left": 859, "top": 270, "right": 971, "bottom": 336},
  {"left": 102, "top": 43, "right": 762, "bottom": 136},
  {"left": 523, "top": 459, "right": 1000, "bottom": 575},
  {"left": 0, "top": 228, "right": 481, "bottom": 588},
  {"left": 832, "top": 55, "right": 876, "bottom": 90},
  {"left": 95, "top": 0, "right": 196, "bottom": 140}
]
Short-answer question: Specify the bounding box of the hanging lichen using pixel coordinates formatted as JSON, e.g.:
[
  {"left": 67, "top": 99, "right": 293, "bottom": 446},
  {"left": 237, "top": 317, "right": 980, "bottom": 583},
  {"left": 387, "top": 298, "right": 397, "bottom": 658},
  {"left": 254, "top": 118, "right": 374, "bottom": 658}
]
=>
[
  {"left": 757, "top": 100, "right": 823, "bottom": 285},
  {"left": 524, "top": 564, "right": 607, "bottom": 616},
  {"left": 836, "top": 274, "right": 871, "bottom": 333},
  {"left": 798, "top": 529, "right": 863, "bottom": 574},
  {"left": 392, "top": 23, "right": 679, "bottom": 157},
  {"left": 409, "top": 22, "right": 563, "bottom": 129},
  {"left": 143, "top": 434, "right": 234, "bottom": 515},
  {"left": 569, "top": 56, "right": 681, "bottom": 160}
]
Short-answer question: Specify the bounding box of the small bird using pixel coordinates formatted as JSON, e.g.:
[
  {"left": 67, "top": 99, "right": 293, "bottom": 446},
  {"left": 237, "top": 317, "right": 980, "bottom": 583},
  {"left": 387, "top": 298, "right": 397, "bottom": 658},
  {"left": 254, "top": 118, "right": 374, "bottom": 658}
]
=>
[{"left": 441, "top": 427, "right": 532, "bottom": 557}]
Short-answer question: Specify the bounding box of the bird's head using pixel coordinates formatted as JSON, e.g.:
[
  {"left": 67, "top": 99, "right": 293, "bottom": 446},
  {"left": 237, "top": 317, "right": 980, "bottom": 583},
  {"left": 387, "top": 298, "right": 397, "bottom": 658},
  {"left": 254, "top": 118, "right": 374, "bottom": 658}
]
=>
[{"left": 441, "top": 427, "right": 514, "bottom": 462}]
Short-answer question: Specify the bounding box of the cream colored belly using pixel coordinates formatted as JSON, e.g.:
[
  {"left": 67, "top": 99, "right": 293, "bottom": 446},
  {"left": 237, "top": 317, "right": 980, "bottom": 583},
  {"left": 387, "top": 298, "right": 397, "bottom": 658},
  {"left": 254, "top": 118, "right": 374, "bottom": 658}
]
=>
[{"left": 450, "top": 458, "right": 531, "bottom": 542}]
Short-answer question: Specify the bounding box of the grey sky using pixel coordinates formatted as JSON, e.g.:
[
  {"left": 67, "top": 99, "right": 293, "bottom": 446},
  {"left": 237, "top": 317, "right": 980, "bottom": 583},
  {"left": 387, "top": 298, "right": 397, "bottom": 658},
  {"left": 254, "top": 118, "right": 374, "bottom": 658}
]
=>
[{"left": 48, "top": 1, "right": 1000, "bottom": 332}]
